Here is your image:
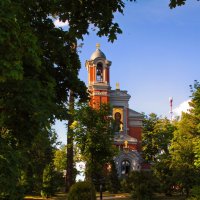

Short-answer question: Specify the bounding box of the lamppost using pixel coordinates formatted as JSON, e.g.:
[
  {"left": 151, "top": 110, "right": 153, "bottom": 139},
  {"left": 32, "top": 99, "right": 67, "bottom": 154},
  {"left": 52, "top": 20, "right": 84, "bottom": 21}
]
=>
[
  {"left": 98, "top": 177, "right": 106, "bottom": 200},
  {"left": 99, "top": 184, "right": 103, "bottom": 200}
]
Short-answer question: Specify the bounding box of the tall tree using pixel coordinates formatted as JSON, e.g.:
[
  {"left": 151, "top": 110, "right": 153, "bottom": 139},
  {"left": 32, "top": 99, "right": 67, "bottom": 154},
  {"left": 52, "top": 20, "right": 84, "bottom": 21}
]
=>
[
  {"left": 170, "top": 113, "right": 198, "bottom": 197},
  {"left": 66, "top": 90, "right": 75, "bottom": 191},
  {"left": 152, "top": 118, "right": 176, "bottom": 194},
  {"left": 1, "top": 0, "right": 133, "bottom": 196},
  {"left": 142, "top": 114, "right": 176, "bottom": 194},
  {"left": 142, "top": 113, "right": 159, "bottom": 162},
  {"left": 189, "top": 80, "right": 200, "bottom": 167},
  {"left": 169, "top": 81, "right": 200, "bottom": 197},
  {"left": 54, "top": 145, "right": 67, "bottom": 172},
  {"left": 72, "top": 103, "right": 116, "bottom": 186}
]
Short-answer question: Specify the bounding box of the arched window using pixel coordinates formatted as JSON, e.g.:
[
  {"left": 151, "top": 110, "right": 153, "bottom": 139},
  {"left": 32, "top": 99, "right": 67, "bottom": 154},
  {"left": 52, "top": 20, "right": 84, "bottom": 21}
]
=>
[
  {"left": 121, "top": 160, "right": 131, "bottom": 175},
  {"left": 96, "top": 63, "right": 103, "bottom": 82}
]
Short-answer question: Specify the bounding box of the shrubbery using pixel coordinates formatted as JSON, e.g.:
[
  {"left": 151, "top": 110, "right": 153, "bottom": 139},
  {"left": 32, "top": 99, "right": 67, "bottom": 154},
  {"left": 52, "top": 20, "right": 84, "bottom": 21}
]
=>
[
  {"left": 187, "top": 186, "right": 200, "bottom": 200},
  {"left": 41, "top": 163, "right": 61, "bottom": 198},
  {"left": 131, "top": 171, "right": 158, "bottom": 200},
  {"left": 0, "top": 139, "right": 24, "bottom": 200},
  {"left": 105, "top": 161, "right": 120, "bottom": 193},
  {"left": 120, "top": 171, "right": 159, "bottom": 200},
  {"left": 67, "top": 181, "right": 96, "bottom": 200}
]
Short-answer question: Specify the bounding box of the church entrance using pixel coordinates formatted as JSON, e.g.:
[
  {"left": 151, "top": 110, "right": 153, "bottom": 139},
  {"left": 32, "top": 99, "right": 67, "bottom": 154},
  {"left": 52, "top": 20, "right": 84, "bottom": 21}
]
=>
[{"left": 121, "top": 160, "right": 131, "bottom": 175}]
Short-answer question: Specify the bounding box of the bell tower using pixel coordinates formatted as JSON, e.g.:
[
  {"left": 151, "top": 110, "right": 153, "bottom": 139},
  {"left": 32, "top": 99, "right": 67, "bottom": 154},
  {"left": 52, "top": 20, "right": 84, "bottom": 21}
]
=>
[{"left": 85, "top": 44, "right": 112, "bottom": 108}]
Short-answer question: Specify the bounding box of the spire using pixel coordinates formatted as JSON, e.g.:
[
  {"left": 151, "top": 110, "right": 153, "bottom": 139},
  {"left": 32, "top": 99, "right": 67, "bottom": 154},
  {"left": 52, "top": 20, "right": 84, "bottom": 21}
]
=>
[
  {"left": 90, "top": 43, "right": 106, "bottom": 60},
  {"left": 96, "top": 43, "right": 100, "bottom": 49},
  {"left": 116, "top": 82, "right": 120, "bottom": 90}
]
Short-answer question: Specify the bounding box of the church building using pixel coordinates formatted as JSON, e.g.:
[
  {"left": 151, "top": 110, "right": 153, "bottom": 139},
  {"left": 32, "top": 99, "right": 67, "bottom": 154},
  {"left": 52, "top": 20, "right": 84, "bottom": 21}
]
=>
[{"left": 85, "top": 44, "right": 147, "bottom": 177}]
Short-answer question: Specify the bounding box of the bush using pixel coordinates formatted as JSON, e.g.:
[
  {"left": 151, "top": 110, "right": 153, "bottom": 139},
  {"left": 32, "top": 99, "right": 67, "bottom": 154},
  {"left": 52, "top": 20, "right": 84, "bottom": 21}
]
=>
[
  {"left": 187, "top": 186, "right": 200, "bottom": 200},
  {"left": 0, "top": 139, "right": 25, "bottom": 200},
  {"left": 67, "top": 181, "right": 96, "bottom": 200},
  {"left": 126, "top": 171, "right": 158, "bottom": 200},
  {"left": 120, "top": 177, "right": 132, "bottom": 193},
  {"left": 105, "top": 161, "right": 120, "bottom": 193},
  {"left": 41, "top": 163, "right": 57, "bottom": 198}
]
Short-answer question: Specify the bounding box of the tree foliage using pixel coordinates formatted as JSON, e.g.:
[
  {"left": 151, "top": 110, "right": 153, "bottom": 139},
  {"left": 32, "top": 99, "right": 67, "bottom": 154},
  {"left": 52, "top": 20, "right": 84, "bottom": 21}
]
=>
[
  {"left": 169, "top": 113, "right": 199, "bottom": 197},
  {"left": 142, "top": 113, "right": 175, "bottom": 162},
  {"left": 169, "top": 0, "right": 200, "bottom": 8},
  {"left": 54, "top": 145, "right": 67, "bottom": 172},
  {"left": 67, "top": 181, "right": 96, "bottom": 200},
  {"left": 105, "top": 160, "right": 120, "bottom": 193},
  {"left": 169, "top": 81, "right": 200, "bottom": 196},
  {"left": 141, "top": 81, "right": 200, "bottom": 197},
  {"left": 0, "top": 137, "right": 23, "bottom": 200},
  {"left": 1, "top": 0, "right": 199, "bottom": 196},
  {"left": 1, "top": 0, "right": 132, "bottom": 196},
  {"left": 72, "top": 103, "right": 116, "bottom": 183},
  {"left": 142, "top": 114, "right": 176, "bottom": 194}
]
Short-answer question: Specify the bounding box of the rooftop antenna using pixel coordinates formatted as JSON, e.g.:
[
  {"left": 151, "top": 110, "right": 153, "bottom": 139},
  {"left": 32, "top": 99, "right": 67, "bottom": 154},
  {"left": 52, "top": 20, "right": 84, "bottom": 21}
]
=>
[{"left": 169, "top": 97, "right": 173, "bottom": 121}]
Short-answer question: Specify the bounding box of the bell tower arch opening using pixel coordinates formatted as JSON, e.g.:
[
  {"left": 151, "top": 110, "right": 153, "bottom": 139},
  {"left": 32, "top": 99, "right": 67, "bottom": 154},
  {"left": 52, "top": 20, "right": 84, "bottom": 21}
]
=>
[
  {"left": 85, "top": 44, "right": 112, "bottom": 107},
  {"left": 96, "top": 62, "right": 103, "bottom": 82}
]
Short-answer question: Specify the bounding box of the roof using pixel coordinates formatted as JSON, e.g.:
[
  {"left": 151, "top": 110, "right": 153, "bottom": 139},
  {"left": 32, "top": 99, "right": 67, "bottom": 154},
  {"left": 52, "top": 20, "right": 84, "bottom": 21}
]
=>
[
  {"left": 90, "top": 49, "right": 106, "bottom": 60},
  {"left": 128, "top": 108, "right": 144, "bottom": 118},
  {"left": 114, "top": 133, "right": 138, "bottom": 144}
]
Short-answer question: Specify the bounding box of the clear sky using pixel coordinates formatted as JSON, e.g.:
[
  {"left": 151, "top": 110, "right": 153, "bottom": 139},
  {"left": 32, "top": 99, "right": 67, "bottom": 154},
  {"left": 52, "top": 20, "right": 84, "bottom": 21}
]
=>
[{"left": 53, "top": 0, "right": 200, "bottom": 144}]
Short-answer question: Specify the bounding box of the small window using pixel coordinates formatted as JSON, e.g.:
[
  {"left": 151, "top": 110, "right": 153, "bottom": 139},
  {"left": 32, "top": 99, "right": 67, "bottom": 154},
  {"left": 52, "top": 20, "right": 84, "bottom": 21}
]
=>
[
  {"left": 121, "top": 160, "right": 131, "bottom": 175},
  {"left": 96, "top": 63, "right": 103, "bottom": 82}
]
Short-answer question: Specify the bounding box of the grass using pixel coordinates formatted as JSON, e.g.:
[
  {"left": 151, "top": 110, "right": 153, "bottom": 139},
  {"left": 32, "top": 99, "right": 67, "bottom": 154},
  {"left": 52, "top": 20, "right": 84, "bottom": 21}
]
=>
[
  {"left": 97, "top": 192, "right": 131, "bottom": 199},
  {"left": 25, "top": 192, "right": 186, "bottom": 200},
  {"left": 24, "top": 192, "right": 67, "bottom": 200},
  {"left": 153, "top": 193, "right": 186, "bottom": 200}
]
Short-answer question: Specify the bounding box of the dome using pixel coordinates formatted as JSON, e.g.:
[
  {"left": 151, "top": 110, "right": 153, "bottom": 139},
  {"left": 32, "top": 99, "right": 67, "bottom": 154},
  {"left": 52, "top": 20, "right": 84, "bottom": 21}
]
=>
[{"left": 90, "top": 49, "right": 106, "bottom": 60}]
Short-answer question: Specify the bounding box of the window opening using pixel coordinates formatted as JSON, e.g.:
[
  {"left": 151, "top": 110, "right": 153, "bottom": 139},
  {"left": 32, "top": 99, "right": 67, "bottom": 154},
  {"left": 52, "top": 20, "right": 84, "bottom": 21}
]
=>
[
  {"left": 121, "top": 160, "right": 131, "bottom": 175},
  {"left": 96, "top": 63, "right": 103, "bottom": 82}
]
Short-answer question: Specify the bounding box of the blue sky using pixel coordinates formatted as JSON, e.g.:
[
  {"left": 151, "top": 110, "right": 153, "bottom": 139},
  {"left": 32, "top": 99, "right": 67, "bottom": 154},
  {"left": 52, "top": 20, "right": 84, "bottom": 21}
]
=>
[{"left": 54, "top": 0, "right": 200, "bottom": 144}]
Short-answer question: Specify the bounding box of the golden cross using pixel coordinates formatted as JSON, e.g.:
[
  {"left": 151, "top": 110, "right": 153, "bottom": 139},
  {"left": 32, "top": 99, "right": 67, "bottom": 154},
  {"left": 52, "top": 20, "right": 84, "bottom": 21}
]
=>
[
  {"left": 96, "top": 43, "right": 100, "bottom": 49},
  {"left": 124, "top": 140, "right": 128, "bottom": 148},
  {"left": 116, "top": 82, "right": 120, "bottom": 90}
]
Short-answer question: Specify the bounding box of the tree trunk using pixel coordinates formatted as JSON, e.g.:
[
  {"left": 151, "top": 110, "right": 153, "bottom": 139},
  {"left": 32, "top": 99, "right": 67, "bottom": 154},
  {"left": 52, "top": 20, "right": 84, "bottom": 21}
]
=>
[{"left": 66, "top": 90, "right": 74, "bottom": 192}]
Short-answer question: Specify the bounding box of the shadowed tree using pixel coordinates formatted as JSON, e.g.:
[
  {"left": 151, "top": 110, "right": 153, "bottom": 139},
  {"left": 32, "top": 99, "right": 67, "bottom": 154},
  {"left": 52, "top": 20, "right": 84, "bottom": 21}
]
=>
[
  {"left": 1, "top": 0, "right": 135, "bottom": 196},
  {"left": 169, "top": 0, "right": 200, "bottom": 8},
  {"left": 71, "top": 103, "right": 116, "bottom": 188}
]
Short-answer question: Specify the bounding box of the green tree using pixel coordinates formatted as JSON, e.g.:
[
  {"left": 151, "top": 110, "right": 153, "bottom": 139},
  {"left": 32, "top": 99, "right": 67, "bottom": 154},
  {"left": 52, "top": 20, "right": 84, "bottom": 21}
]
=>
[
  {"left": 72, "top": 103, "right": 116, "bottom": 186},
  {"left": 1, "top": 0, "right": 133, "bottom": 196},
  {"left": 152, "top": 118, "right": 176, "bottom": 194},
  {"left": 142, "top": 114, "right": 176, "bottom": 194},
  {"left": 169, "top": 81, "right": 200, "bottom": 197},
  {"left": 67, "top": 181, "right": 96, "bottom": 200},
  {"left": 106, "top": 160, "right": 120, "bottom": 193},
  {"left": 189, "top": 81, "right": 200, "bottom": 168},
  {"left": 0, "top": 136, "right": 24, "bottom": 200},
  {"left": 54, "top": 145, "right": 67, "bottom": 172},
  {"left": 170, "top": 114, "right": 197, "bottom": 197},
  {"left": 142, "top": 115, "right": 176, "bottom": 162},
  {"left": 169, "top": 0, "right": 200, "bottom": 9},
  {"left": 41, "top": 163, "right": 57, "bottom": 198},
  {"left": 66, "top": 90, "right": 75, "bottom": 191},
  {"left": 142, "top": 113, "right": 159, "bottom": 162},
  {"left": 127, "top": 171, "right": 158, "bottom": 200}
]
